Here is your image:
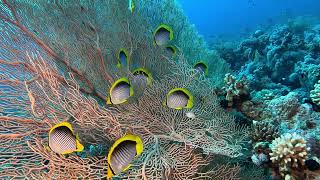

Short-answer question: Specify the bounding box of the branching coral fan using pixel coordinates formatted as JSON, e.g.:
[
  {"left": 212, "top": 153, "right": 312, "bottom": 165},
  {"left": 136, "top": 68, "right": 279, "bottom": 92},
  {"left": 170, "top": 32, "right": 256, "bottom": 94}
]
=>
[{"left": 0, "top": 0, "right": 246, "bottom": 179}]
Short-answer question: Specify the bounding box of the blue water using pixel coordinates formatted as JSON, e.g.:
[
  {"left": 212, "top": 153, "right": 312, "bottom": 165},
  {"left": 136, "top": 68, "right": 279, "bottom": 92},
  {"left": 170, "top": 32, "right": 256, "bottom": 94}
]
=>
[{"left": 179, "top": 0, "right": 320, "bottom": 38}]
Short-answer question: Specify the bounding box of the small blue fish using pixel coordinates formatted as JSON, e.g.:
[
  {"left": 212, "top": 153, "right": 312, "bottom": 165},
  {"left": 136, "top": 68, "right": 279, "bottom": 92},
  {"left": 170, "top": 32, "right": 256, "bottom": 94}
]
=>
[{"left": 117, "top": 48, "right": 129, "bottom": 68}]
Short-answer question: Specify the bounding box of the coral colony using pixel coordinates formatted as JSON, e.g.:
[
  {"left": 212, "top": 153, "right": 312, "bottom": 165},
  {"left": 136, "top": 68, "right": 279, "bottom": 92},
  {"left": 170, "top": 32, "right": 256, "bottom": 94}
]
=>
[
  {"left": 215, "top": 16, "right": 320, "bottom": 179},
  {"left": 0, "top": 0, "right": 319, "bottom": 179}
]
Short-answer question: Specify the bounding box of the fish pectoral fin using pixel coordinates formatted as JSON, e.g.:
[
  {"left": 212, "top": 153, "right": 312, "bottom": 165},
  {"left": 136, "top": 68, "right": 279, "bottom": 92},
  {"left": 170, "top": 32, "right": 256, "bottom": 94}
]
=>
[
  {"left": 75, "top": 139, "right": 84, "bottom": 152},
  {"left": 45, "top": 145, "right": 51, "bottom": 152}
]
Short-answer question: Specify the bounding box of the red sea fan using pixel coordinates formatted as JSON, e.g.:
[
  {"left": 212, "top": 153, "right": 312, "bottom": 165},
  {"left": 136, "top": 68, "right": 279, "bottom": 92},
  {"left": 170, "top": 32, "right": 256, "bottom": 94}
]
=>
[{"left": 0, "top": 0, "right": 247, "bottom": 179}]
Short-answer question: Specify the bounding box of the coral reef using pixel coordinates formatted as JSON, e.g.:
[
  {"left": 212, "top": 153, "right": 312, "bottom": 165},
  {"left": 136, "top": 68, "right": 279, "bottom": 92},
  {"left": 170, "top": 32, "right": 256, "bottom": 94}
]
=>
[
  {"left": 216, "top": 17, "right": 320, "bottom": 94},
  {"left": 212, "top": 16, "right": 320, "bottom": 179},
  {"left": 221, "top": 73, "right": 249, "bottom": 111},
  {"left": 251, "top": 120, "right": 279, "bottom": 144},
  {"left": 250, "top": 119, "right": 279, "bottom": 168}
]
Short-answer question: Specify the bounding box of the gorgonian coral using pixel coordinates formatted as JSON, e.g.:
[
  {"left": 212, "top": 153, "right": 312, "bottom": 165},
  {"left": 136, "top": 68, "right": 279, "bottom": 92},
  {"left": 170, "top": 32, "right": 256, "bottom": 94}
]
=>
[
  {"left": 0, "top": 0, "right": 247, "bottom": 178},
  {"left": 21, "top": 53, "right": 245, "bottom": 179}
]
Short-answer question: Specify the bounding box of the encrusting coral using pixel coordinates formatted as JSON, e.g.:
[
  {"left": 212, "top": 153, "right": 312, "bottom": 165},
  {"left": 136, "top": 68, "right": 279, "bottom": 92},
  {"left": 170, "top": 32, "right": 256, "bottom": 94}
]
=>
[{"left": 267, "top": 92, "right": 301, "bottom": 121}]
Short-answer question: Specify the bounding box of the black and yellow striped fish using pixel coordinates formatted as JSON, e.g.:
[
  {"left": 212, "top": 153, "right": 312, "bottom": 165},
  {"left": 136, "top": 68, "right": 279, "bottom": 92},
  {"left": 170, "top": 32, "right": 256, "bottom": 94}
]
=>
[
  {"left": 107, "top": 77, "right": 134, "bottom": 105},
  {"left": 153, "top": 24, "right": 173, "bottom": 46},
  {"left": 48, "top": 122, "right": 84, "bottom": 155},
  {"left": 132, "top": 68, "right": 153, "bottom": 86},
  {"left": 107, "top": 134, "right": 143, "bottom": 179},
  {"left": 194, "top": 61, "right": 209, "bottom": 76},
  {"left": 164, "top": 88, "right": 194, "bottom": 109},
  {"left": 117, "top": 48, "right": 129, "bottom": 68}
]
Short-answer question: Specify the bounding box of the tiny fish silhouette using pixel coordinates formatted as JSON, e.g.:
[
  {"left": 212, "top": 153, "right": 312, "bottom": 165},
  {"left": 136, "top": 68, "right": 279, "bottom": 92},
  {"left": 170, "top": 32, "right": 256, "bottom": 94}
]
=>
[{"left": 119, "top": 51, "right": 127, "bottom": 67}]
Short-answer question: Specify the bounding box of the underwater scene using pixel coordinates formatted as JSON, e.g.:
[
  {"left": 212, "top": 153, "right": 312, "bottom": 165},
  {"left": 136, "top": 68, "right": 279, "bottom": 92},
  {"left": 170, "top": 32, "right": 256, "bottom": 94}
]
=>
[{"left": 0, "top": 0, "right": 319, "bottom": 179}]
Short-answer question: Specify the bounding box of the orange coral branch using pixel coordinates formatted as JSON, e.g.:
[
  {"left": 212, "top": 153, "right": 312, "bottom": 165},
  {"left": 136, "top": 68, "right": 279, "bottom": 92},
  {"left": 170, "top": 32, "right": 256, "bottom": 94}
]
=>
[{"left": 1, "top": 1, "right": 109, "bottom": 102}]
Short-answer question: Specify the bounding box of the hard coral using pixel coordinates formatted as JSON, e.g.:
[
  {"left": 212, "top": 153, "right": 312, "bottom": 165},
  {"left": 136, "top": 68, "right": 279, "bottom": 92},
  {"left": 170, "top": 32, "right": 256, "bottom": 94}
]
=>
[
  {"left": 251, "top": 141, "right": 271, "bottom": 167},
  {"left": 295, "top": 55, "right": 320, "bottom": 90},
  {"left": 269, "top": 133, "right": 310, "bottom": 178},
  {"left": 251, "top": 153, "right": 269, "bottom": 166},
  {"left": 250, "top": 120, "right": 279, "bottom": 167},
  {"left": 222, "top": 73, "right": 249, "bottom": 110},
  {"left": 220, "top": 18, "right": 320, "bottom": 96},
  {"left": 252, "top": 120, "right": 279, "bottom": 144},
  {"left": 240, "top": 100, "right": 262, "bottom": 120},
  {"left": 311, "top": 80, "right": 320, "bottom": 106},
  {"left": 307, "top": 136, "right": 320, "bottom": 157},
  {"left": 267, "top": 92, "right": 300, "bottom": 120}
]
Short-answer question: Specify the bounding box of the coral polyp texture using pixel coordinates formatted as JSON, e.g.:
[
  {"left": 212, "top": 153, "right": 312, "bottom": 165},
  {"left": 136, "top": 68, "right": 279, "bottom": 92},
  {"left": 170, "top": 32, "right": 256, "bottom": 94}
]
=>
[
  {"left": 269, "top": 133, "right": 309, "bottom": 179},
  {"left": 311, "top": 80, "right": 320, "bottom": 106}
]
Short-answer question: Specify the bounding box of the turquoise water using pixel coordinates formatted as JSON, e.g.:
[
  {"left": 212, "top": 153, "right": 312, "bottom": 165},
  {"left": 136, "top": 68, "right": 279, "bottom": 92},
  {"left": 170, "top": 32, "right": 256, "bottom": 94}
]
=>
[{"left": 0, "top": 0, "right": 319, "bottom": 179}]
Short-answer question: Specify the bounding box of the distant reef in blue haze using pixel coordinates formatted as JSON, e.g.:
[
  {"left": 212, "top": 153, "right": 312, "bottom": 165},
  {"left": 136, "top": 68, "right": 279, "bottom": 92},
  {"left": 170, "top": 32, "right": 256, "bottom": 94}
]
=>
[{"left": 179, "top": 0, "right": 320, "bottom": 39}]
